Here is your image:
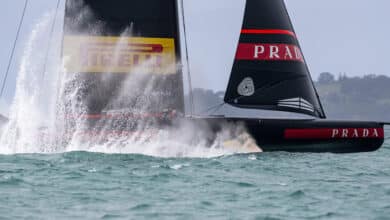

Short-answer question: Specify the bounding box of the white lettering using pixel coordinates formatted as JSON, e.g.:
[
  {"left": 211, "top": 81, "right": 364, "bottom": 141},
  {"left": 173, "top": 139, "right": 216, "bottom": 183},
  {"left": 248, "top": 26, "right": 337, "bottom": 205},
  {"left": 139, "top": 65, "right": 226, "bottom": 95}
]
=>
[
  {"left": 363, "top": 129, "right": 370, "bottom": 137},
  {"left": 254, "top": 45, "right": 265, "bottom": 58},
  {"left": 351, "top": 129, "right": 359, "bottom": 138},
  {"left": 373, "top": 129, "right": 379, "bottom": 137},
  {"left": 284, "top": 46, "right": 293, "bottom": 59},
  {"left": 342, "top": 129, "right": 349, "bottom": 138},
  {"left": 332, "top": 129, "right": 339, "bottom": 138},
  {"left": 270, "top": 45, "right": 280, "bottom": 59},
  {"left": 294, "top": 46, "right": 302, "bottom": 60}
]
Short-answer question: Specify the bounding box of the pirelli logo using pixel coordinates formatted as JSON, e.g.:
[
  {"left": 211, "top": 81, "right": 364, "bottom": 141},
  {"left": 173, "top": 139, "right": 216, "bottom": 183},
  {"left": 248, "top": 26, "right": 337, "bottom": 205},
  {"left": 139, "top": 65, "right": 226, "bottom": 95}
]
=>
[{"left": 63, "top": 36, "right": 176, "bottom": 74}]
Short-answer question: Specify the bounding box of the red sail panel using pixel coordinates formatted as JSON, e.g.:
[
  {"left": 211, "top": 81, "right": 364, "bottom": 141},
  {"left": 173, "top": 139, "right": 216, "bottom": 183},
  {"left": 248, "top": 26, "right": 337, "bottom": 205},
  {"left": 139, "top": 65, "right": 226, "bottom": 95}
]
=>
[
  {"left": 241, "top": 29, "right": 296, "bottom": 38},
  {"left": 236, "top": 43, "right": 304, "bottom": 62}
]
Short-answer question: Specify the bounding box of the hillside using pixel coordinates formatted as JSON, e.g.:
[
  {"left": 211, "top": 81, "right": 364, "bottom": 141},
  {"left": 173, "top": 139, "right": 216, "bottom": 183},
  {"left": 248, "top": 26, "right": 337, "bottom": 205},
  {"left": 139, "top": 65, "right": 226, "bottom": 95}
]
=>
[
  {"left": 189, "top": 73, "right": 390, "bottom": 122},
  {"left": 316, "top": 73, "right": 390, "bottom": 121}
]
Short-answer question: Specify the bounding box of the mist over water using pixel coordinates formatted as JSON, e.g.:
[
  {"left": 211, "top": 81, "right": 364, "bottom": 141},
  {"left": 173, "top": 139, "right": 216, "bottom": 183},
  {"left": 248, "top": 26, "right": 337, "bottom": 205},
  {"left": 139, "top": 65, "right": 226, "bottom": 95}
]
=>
[{"left": 0, "top": 12, "right": 259, "bottom": 157}]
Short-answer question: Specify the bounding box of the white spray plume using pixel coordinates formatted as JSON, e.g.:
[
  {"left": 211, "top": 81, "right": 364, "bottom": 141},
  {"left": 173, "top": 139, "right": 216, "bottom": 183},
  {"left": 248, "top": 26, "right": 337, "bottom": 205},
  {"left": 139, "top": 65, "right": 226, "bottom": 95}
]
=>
[{"left": 0, "top": 7, "right": 261, "bottom": 157}]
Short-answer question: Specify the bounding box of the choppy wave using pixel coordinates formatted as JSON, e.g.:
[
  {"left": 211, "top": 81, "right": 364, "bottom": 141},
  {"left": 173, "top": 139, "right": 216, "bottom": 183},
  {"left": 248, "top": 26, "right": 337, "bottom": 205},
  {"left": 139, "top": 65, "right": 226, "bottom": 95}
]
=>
[{"left": 0, "top": 139, "right": 389, "bottom": 219}]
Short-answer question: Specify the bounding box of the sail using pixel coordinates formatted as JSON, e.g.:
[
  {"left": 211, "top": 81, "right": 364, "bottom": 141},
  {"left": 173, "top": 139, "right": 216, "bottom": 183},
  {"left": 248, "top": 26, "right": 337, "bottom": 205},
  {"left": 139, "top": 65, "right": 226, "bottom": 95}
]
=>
[
  {"left": 63, "top": 0, "right": 184, "bottom": 115},
  {"left": 224, "top": 0, "right": 326, "bottom": 118}
]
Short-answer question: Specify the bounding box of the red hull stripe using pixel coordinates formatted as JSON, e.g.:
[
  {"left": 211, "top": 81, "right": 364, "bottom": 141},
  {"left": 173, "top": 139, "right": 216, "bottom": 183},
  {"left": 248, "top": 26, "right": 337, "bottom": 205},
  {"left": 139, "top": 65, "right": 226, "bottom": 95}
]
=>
[
  {"left": 285, "top": 128, "right": 384, "bottom": 139},
  {"left": 241, "top": 29, "right": 296, "bottom": 38}
]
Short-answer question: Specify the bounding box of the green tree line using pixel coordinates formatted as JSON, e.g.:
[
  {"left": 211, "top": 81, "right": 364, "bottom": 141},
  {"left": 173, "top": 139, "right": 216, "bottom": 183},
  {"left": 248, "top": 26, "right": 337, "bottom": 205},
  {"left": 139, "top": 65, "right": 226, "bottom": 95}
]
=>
[
  {"left": 189, "top": 73, "right": 390, "bottom": 122},
  {"left": 316, "top": 73, "right": 390, "bottom": 121}
]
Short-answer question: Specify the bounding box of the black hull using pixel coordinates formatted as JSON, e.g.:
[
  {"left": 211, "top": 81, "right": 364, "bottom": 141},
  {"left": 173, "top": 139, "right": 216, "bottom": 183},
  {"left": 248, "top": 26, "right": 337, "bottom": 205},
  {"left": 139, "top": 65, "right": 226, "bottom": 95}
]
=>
[
  {"left": 62, "top": 115, "right": 386, "bottom": 154},
  {"left": 245, "top": 119, "right": 384, "bottom": 153},
  {"left": 184, "top": 118, "right": 385, "bottom": 153}
]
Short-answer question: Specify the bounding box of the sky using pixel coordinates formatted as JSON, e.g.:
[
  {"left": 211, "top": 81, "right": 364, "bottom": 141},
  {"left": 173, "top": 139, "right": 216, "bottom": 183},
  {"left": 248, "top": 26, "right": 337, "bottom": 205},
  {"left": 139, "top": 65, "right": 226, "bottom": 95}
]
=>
[{"left": 0, "top": 0, "right": 389, "bottom": 110}]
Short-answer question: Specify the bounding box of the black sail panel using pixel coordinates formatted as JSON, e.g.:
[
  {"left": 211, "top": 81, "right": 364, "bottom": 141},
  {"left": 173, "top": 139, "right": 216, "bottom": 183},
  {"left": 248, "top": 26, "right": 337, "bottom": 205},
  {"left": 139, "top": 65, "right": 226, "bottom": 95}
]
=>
[
  {"left": 63, "top": 0, "right": 184, "bottom": 115},
  {"left": 224, "top": 0, "right": 326, "bottom": 118}
]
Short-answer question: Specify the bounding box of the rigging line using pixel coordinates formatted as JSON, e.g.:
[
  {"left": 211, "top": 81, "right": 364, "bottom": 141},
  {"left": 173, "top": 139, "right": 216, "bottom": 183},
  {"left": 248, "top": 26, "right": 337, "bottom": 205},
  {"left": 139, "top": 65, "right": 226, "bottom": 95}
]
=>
[
  {"left": 41, "top": 0, "right": 61, "bottom": 80},
  {"left": 208, "top": 102, "right": 225, "bottom": 116},
  {"left": 0, "top": 0, "right": 29, "bottom": 97},
  {"left": 201, "top": 101, "right": 226, "bottom": 115},
  {"left": 179, "top": 0, "right": 195, "bottom": 117}
]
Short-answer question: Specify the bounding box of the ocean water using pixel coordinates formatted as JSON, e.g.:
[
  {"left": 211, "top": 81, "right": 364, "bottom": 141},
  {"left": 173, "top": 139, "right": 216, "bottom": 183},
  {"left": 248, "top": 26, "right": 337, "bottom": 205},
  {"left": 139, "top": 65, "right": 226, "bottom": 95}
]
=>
[{"left": 0, "top": 128, "right": 389, "bottom": 220}]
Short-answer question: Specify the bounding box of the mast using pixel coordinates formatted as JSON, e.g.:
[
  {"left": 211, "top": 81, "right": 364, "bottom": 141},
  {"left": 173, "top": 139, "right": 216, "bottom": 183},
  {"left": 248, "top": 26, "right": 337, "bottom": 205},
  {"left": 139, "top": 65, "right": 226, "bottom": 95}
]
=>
[{"left": 177, "top": 0, "right": 195, "bottom": 117}]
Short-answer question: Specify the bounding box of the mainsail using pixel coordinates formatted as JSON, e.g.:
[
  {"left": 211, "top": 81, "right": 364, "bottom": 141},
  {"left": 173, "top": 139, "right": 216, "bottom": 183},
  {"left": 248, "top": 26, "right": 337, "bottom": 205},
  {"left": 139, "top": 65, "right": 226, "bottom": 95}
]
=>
[
  {"left": 224, "top": 0, "right": 326, "bottom": 118},
  {"left": 63, "top": 0, "right": 184, "bottom": 115}
]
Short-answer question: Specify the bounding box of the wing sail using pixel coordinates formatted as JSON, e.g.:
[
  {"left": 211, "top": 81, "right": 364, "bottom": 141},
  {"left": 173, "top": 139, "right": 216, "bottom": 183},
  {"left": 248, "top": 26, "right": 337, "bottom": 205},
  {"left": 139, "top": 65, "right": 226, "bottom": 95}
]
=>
[{"left": 224, "top": 0, "right": 326, "bottom": 118}]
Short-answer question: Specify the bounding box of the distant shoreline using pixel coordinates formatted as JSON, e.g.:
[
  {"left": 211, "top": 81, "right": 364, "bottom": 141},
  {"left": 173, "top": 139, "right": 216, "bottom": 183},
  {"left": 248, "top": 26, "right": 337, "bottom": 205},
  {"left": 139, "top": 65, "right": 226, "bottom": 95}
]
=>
[{"left": 316, "top": 73, "right": 390, "bottom": 121}]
